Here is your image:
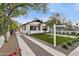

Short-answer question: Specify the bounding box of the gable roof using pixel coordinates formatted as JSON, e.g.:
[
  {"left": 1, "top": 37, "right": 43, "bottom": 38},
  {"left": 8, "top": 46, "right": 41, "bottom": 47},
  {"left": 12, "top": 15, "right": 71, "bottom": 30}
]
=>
[
  {"left": 20, "top": 20, "right": 43, "bottom": 27},
  {"left": 32, "top": 20, "right": 43, "bottom": 23}
]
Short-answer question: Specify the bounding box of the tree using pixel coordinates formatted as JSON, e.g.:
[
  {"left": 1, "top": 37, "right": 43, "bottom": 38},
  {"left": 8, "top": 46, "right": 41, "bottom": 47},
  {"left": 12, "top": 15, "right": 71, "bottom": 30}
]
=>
[
  {"left": 45, "top": 13, "right": 62, "bottom": 38},
  {"left": 46, "top": 13, "right": 61, "bottom": 27},
  {"left": 0, "top": 3, "right": 48, "bottom": 42},
  {"left": 65, "top": 19, "right": 72, "bottom": 30},
  {"left": 9, "top": 21, "right": 19, "bottom": 31}
]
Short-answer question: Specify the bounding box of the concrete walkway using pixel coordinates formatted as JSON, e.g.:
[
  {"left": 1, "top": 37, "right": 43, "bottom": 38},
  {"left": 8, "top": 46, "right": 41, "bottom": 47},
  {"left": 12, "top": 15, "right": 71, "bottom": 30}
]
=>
[
  {"left": 15, "top": 32, "right": 35, "bottom": 56},
  {"left": 22, "top": 34, "right": 66, "bottom": 56},
  {"left": 47, "top": 33, "right": 76, "bottom": 38},
  {"left": 21, "top": 35, "right": 52, "bottom": 56},
  {"left": 0, "top": 32, "right": 20, "bottom": 56},
  {"left": 69, "top": 46, "right": 79, "bottom": 56},
  {"left": 56, "top": 34, "right": 77, "bottom": 38}
]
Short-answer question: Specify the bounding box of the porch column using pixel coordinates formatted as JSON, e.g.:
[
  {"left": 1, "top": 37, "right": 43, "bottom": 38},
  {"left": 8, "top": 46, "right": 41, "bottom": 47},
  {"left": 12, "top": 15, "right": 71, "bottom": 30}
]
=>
[
  {"left": 28, "top": 25, "right": 30, "bottom": 35},
  {"left": 47, "top": 26, "right": 49, "bottom": 32},
  {"left": 40, "top": 25, "right": 43, "bottom": 31},
  {"left": 36, "top": 26, "right": 39, "bottom": 31}
]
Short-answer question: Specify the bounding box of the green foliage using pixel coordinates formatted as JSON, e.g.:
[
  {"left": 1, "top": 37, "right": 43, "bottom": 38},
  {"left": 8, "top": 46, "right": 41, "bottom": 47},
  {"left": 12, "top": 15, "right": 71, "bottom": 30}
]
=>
[
  {"left": 67, "top": 42, "right": 72, "bottom": 46},
  {"left": 62, "top": 43, "right": 68, "bottom": 49},
  {"left": 9, "top": 21, "right": 19, "bottom": 30},
  {"left": 46, "top": 13, "right": 61, "bottom": 27},
  {"left": 0, "top": 3, "right": 48, "bottom": 35},
  {"left": 31, "top": 33, "right": 73, "bottom": 45}
]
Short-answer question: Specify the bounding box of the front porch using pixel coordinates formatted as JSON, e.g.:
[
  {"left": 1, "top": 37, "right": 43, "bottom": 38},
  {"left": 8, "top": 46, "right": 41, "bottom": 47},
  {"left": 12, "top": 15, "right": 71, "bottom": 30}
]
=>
[{"left": 29, "top": 25, "right": 49, "bottom": 34}]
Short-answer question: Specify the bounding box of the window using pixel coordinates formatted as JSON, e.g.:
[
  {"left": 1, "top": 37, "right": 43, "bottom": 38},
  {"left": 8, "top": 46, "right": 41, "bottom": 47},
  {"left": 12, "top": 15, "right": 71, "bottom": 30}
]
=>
[
  {"left": 30, "top": 26, "right": 36, "bottom": 30},
  {"left": 42, "top": 26, "right": 47, "bottom": 31}
]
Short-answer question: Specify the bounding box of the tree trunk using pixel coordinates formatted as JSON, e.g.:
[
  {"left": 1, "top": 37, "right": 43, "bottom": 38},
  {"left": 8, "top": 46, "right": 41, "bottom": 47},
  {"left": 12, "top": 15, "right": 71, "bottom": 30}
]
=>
[{"left": 4, "top": 33, "right": 7, "bottom": 43}]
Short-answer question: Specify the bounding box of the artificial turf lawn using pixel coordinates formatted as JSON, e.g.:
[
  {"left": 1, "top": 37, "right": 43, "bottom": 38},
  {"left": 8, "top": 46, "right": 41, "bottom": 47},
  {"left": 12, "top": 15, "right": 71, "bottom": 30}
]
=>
[{"left": 31, "top": 33, "right": 75, "bottom": 45}]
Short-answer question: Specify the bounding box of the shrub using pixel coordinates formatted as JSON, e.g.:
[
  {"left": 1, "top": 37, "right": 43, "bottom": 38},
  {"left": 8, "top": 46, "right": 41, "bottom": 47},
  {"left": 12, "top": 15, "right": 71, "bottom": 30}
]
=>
[
  {"left": 77, "top": 39, "right": 79, "bottom": 41},
  {"left": 62, "top": 43, "right": 68, "bottom": 49},
  {"left": 71, "top": 40, "right": 75, "bottom": 43},
  {"left": 77, "top": 37, "right": 79, "bottom": 39},
  {"left": 71, "top": 32, "right": 76, "bottom": 35},
  {"left": 74, "top": 39, "right": 77, "bottom": 42},
  {"left": 67, "top": 42, "right": 72, "bottom": 46},
  {"left": 77, "top": 33, "right": 79, "bottom": 35}
]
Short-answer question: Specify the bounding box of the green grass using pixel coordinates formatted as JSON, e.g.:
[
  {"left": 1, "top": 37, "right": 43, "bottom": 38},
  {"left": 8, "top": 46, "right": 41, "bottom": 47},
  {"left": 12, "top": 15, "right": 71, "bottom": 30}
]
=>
[{"left": 31, "top": 33, "right": 75, "bottom": 45}]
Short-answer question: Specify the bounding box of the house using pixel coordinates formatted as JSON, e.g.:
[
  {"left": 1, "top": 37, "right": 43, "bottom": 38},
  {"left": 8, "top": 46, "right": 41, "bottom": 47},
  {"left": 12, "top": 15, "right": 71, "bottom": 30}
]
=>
[
  {"left": 49, "top": 25, "right": 67, "bottom": 34},
  {"left": 57, "top": 24, "right": 79, "bottom": 35},
  {"left": 50, "top": 24, "right": 79, "bottom": 35},
  {"left": 20, "top": 20, "right": 49, "bottom": 35}
]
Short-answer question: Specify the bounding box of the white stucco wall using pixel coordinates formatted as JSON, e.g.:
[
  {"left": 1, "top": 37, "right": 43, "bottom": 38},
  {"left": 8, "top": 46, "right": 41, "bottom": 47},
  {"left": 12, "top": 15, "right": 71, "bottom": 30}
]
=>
[{"left": 21, "top": 22, "right": 50, "bottom": 34}]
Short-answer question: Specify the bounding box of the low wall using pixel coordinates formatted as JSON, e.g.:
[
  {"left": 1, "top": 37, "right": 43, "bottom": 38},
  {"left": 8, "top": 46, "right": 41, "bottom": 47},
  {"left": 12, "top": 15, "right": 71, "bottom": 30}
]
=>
[
  {"left": 0, "top": 35, "right": 5, "bottom": 48},
  {"left": 21, "top": 30, "right": 49, "bottom": 35},
  {"left": 30, "top": 31, "right": 49, "bottom": 34},
  {"left": 30, "top": 31, "right": 45, "bottom": 34},
  {"left": 0, "top": 31, "right": 10, "bottom": 48}
]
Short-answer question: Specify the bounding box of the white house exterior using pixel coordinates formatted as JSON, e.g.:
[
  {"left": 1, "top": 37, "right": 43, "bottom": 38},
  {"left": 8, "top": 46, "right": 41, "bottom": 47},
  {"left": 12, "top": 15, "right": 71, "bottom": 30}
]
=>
[
  {"left": 56, "top": 25, "right": 79, "bottom": 35},
  {"left": 50, "top": 24, "right": 79, "bottom": 35},
  {"left": 20, "top": 20, "right": 49, "bottom": 35}
]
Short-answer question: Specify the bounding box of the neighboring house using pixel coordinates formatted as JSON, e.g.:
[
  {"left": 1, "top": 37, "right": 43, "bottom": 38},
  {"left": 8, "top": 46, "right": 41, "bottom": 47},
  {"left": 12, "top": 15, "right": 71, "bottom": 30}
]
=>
[
  {"left": 49, "top": 25, "right": 67, "bottom": 34},
  {"left": 20, "top": 20, "right": 49, "bottom": 35},
  {"left": 57, "top": 25, "right": 79, "bottom": 34},
  {"left": 50, "top": 24, "right": 79, "bottom": 35}
]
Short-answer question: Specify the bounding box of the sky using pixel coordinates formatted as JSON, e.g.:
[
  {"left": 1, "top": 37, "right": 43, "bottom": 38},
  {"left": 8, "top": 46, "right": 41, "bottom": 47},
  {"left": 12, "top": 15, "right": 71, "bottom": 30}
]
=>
[{"left": 12, "top": 3, "right": 79, "bottom": 24}]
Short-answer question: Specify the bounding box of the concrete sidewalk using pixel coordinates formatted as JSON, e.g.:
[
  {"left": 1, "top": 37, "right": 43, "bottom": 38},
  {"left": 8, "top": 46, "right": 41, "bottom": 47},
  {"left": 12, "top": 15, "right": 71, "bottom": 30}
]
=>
[
  {"left": 69, "top": 46, "right": 79, "bottom": 56},
  {"left": 15, "top": 32, "right": 35, "bottom": 56},
  {"left": 56, "top": 34, "right": 77, "bottom": 38},
  {"left": 22, "top": 34, "right": 66, "bottom": 56},
  {"left": 21, "top": 35, "right": 52, "bottom": 56},
  {"left": 0, "top": 32, "right": 20, "bottom": 56}
]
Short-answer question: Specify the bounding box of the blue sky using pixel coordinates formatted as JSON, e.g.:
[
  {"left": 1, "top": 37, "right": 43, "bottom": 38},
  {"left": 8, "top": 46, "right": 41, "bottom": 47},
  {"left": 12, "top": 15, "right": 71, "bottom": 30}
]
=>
[{"left": 13, "top": 3, "right": 79, "bottom": 24}]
